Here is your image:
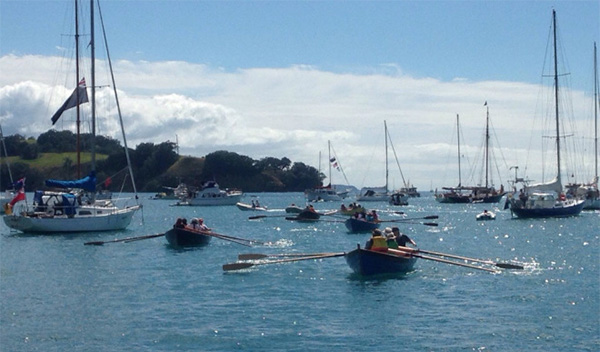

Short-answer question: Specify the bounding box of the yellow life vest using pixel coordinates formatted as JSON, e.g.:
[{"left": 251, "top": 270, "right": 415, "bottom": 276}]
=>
[{"left": 371, "top": 235, "right": 388, "bottom": 251}]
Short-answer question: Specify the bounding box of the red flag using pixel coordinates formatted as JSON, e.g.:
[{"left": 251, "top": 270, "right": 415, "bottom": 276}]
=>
[{"left": 9, "top": 191, "right": 25, "bottom": 206}]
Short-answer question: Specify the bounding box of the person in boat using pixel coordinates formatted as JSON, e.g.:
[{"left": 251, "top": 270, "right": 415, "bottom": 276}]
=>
[
  {"left": 392, "top": 227, "right": 416, "bottom": 247},
  {"left": 341, "top": 204, "right": 348, "bottom": 212},
  {"left": 519, "top": 189, "right": 528, "bottom": 203},
  {"left": 365, "top": 229, "right": 388, "bottom": 252},
  {"left": 306, "top": 205, "right": 317, "bottom": 213},
  {"left": 174, "top": 218, "right": 187, "bottom": 229},
  {"left": 196, "top": 218, "right": 210, "bottom": 231},
  {"left": 366, "top": 210, "right": 378, "bottom": 222},
  {"left": 384, "top": 227, "right": 399, "bottom": 249}
]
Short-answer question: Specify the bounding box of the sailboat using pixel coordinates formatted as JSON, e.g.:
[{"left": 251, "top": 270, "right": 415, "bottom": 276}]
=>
[
  {"left": 305, "top": 141, "right": 349, "bottom": 202},
  {"left": 469, "top": 103, "right": 506, "bottom": 203},
  {"left": 567, "top": 43, "right": 600, "bottom": 210},
  {"left": 507, "top": 10, "right": 585, "bottom": 218},
  {"left": 357, "top": 121, "right": 406, "bottom": 203},
  {"left": 3, "top": 0, "right": 141, "bottom": 232},
  {"left": 435, "top": 114, "right": 472, "bottom": 203}
]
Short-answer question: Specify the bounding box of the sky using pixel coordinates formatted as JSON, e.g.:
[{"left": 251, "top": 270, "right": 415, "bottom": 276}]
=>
[{"left": 1, "top": 0, "right": 599, "bottom": 193}]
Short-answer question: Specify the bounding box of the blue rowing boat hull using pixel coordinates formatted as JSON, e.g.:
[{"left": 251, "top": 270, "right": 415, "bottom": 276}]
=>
[
  {"left": 165, "top": 227, "right": 212, "bottom": 247},
  {"left": 345, "top": 247, "right": 417, "bottom": 276},
  {"left": 344, "top": 218, "right": 380, "bottom": 233}
]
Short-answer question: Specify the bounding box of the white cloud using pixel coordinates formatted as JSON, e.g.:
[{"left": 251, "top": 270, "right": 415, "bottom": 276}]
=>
[{"left": 0, "top": 54, "right": 596, "bottom": 190}]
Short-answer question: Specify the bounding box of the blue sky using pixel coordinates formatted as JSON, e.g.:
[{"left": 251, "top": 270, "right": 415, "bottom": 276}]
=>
[{"left": 1, "top": 0, "right": 599, "bottom": 192}]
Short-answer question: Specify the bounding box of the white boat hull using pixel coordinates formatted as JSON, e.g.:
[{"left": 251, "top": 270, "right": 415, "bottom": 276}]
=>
[
  {"left": 305, "top": 189, "right": 344, "bottom": 202},
  {"left": 3, "top": 205, "right": 140, "bottom": 233},
  {"left": 186, "top": 192, "right": 242, "bottom": 206}
]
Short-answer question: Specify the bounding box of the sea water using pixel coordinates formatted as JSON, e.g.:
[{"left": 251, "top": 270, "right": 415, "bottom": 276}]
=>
[{"left": 1, "top": 193, "right": 598, "bottom": 351}]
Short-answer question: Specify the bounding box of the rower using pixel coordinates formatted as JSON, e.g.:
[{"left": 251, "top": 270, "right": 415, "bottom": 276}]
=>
[
  {"left": 365, "top": 229, "right": 388, "bottom": 252},
  {"left": 392, "top": 227, "right": 416, "bottom": 247}
]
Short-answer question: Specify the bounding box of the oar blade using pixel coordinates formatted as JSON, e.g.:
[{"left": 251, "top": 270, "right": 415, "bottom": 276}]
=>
[
  {"left": 248, "top": 215, "right": 268, "bottom": 220},
  {"left": 424, "top": 215, "right": 439, "bottom": 220},
  {"left": 84, "top": 241, "right": 105, "bottom": 246},
  {"left": 495, "top": 263, "right": 524, "bottom": 270},
  {"left": 238, "top": 253, "right": 269, "bottom": 260},
  {"left": 223, "top": 262, "right": 255, "bottom": 271},
  {"left": 423, "top": 222, "right": 438, "bottom": 227}
]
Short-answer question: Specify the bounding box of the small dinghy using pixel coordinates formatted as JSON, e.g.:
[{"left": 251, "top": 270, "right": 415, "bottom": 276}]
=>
[{"left": 476, "top": 210, "right": 496, "bottom": 221}]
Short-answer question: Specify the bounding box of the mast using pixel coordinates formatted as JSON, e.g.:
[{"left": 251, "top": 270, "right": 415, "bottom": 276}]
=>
[
  {"left": 552, "top": 9, "right": 561, "bottom": 186},
  {"left": 485, "top": 104, "right": 490, "bottom": 188},
  {"left": 0, "top": 125, "right": 14, "bottom": 185},
  {"left": 384, "top": 120, "right": 389, "bottom": 193},
  {"left": 457, "top": 114, "right": 462, "bottom": 188},
  {"left": 327, "top": 140, "right": 332, "bottom": 186},
  {"left": 75, "top": 0, "right": 81, "bottom": 178},
  {"left": 594, "top": 42, "right": 598, "bottom": 183},
  {"left": 90, "top": 0, "right": 96, "bottom": 177}
]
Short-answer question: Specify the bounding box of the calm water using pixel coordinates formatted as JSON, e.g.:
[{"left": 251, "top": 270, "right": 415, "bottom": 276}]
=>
[{"left": 1, "top": 192, "right": 598, "bottom": 351}]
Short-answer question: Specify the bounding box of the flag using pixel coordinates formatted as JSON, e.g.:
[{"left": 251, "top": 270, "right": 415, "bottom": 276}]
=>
[
  {"left": 9, "top": 191, "right": 25, "bottom": 206},
  {"left": 329, "top": 157, "right": 340, "bottom": 171},
  {"left": 12, "top": 177, "right": 25, "bottom": 191},
  {"left": 104, "top": 176, "right": 112, "bottom": 188},
  {"left": 51, "top": 78, "right": 89, "bottom": 125}
]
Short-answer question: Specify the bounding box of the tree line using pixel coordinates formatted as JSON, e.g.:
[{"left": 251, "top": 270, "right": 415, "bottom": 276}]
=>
[{"left": 1, "top": 130, "right": 323, "bottom": 193}]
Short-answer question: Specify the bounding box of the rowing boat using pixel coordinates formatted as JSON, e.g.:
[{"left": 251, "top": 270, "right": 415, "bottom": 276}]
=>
[
  {"left": 344, "top": 217, "right": 380, "bottom": 233},
  {"left": 164, "top": 227, "right": 212, "bottom": 247},
  {"left": 345, "top": 244, "right": 417, "bottom": 276},
  {"left": 286, "top": 209, "right": 321, "bottom": 222}
]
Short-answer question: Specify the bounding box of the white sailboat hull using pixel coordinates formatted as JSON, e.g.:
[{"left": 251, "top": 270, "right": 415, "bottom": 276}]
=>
[
  {"left": 3, "top": 205, "right": 140, "bottom": 233},
  {"left": 305, "top": 188, "right": 346, "bottom": 202}
]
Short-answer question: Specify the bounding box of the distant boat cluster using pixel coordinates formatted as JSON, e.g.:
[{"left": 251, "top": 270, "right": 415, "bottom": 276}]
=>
[{"left": 2, "top": 8, "right": 598, "bottom": 238}]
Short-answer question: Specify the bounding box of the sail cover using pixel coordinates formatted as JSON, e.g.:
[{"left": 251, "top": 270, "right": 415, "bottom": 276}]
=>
[
  {"left": 45, "top": 171, "right": 96, "bottom": 192},
  {"left": 525, "top": 177, "right": 562, "bottom": 194}
]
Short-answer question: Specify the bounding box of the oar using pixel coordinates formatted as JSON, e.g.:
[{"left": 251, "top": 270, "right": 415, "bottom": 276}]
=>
[
  {"left": 203, "top": 231, "right": 264, "bottom": 247},
  {"left": 250, "top": 209, "right": 336, "bottom": 220},
  {"left": 223, "top": 252, "right": 346, "bottom": 271},
  {"left": 385, "top": 221, "right": 438, "bottom": 227},
  {"left": 84, "top": 233, "right": 164, "bottom": 246},
  {"left": 378, "top": 215, "right": 439, "bottom": 223},
  {"left": 248, "top": 214, "right": 290, "bottom": 220},
  {"left": 417, "top": 249, "right": 524, "bottom": 270},
  {"left": 387, "top": 248, "right": 497, "bottom": 273},
  {"left": 238, "top": 252, "right": 340, "bottom": 260}
]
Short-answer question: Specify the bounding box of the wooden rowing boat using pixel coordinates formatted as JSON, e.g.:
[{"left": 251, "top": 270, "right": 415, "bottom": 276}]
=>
[
  {"left": 344, "top": 217, "right": 380, "bottom": 233},
  {"left": 164, "top": 227, "right": 212, "bottom": 247},
  {"left": 286, "top": 209, "right": 321, "bottom": 222},
  {"left": 345, "top": 245, "right": 417, "bottom": 276}
]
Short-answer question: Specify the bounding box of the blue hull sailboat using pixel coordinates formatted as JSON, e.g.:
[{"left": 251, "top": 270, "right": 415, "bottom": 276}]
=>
[{"left": 507, "top": 10, "right": 585, "bottom": 218}]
